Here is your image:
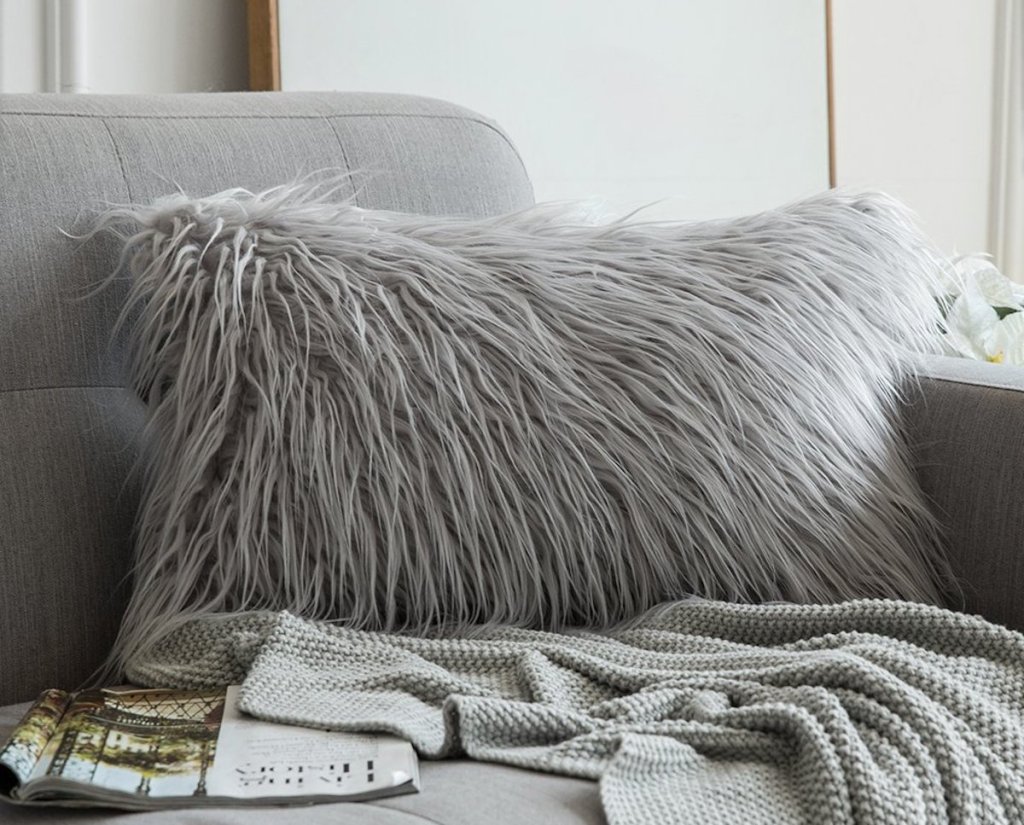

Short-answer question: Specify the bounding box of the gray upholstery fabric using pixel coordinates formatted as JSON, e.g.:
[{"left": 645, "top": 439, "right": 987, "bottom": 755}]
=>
[
  {"left": 0, "top": 701, "right": 603, "bottom": 824},
  {"left": 0, "top": 389, "right": 144, "bottom": 700},
  {"left": 905, "top": 354, "right": 1024, "bottom": 633},
  {"left": 0, "top": 92, "right": 533, "bottom": 707}
]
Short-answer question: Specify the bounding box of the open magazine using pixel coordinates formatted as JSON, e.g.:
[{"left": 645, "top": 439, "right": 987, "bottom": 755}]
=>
[{"left": 0, "top": 685, "right": 419, "bottom": 810}]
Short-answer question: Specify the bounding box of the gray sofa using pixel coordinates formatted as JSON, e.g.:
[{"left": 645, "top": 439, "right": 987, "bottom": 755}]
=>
[{"left": 0, "top": 91, "right": 1022, "bottom": 823}]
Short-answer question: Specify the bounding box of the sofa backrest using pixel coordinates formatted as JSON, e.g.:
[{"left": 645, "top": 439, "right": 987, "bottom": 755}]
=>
[{"left": 0, "top": 91, "right": 534, "bottom": 705}]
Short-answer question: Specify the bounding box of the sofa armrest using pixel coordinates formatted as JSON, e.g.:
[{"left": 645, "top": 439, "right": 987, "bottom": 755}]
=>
[{"left": 904, "top": 354, "right": 1024, "bottom": 631}]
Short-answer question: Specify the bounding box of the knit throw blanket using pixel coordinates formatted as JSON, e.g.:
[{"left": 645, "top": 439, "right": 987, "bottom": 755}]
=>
[{"left": 126, "top": 599, "right": 1024, "bottom": 824}]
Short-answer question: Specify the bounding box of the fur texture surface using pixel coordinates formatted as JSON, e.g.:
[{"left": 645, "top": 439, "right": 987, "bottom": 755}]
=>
[{"left": 101, "top": 185, "right": 954, "bottom": 669}]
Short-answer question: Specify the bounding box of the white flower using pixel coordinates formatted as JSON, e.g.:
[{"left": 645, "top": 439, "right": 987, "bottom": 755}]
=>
[
  {"left": 988, "top": 311, "right": 1024, "bottom": 365},
  {"left": 944, "top": 272, "right": 1024, "bottom": 364},
  {"left": 951, "top": 256, "right": 1024, "bottom": 307}
]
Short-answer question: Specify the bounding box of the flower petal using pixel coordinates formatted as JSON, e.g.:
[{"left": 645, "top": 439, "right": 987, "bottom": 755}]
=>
[
  {"left": 991, "top": 311, "right": 1024, "bottom": 365},
  {"left": 944, "top": 291, "right": 999, "bottom": 360},
  {"left": 974, "top": 266, "right": 1021, "bottom": 308}
]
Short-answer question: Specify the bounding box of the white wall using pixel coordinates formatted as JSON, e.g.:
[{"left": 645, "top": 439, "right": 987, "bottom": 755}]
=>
[
  {"left": 831, "top": 0, "right": 999, "bottom": 257},
  {"left": 0, "top": 0, "right": 47, "bottom": 91},
  {"left": 280, "top": 0, "right": 830, "bottom": 221},
  {"left": 0, "top": 0, "right": 1004, "bottom": 265},
  {"left": 0, "top": 0, "right": 247, "bottom": 93}
]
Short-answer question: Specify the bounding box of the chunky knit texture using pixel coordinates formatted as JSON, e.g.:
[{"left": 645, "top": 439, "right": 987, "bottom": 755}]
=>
[{"left": 127, "top": 599, "right": 1024, "bottom": 824}]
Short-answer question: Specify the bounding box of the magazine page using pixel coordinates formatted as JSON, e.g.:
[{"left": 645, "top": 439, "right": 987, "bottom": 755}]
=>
[
  {"left": 26, "top": 687, "right": 229, "bottom": 800},
  {"left": 0, "top": 690, "right": 72, "bottom": 792},
  {"left": 2, "top": 685, "right": 419, "bottom": 809},
  {"left": 205, "top": 685, "right": 419, "bottom": 800}
]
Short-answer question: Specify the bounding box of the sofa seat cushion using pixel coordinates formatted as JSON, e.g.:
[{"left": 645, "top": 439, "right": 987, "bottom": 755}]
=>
[{"left": 0, "top": 700, "right": 602, "bottom": 824}]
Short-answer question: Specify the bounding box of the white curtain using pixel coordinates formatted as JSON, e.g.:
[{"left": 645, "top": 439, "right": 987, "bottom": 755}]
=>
[{"left": 991, "top": 0, "right": 1024, "bottom": 280}]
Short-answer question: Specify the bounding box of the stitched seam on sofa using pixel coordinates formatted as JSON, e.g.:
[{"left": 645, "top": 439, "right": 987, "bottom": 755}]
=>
[
  {"left": 99, "top": 117, "right": 136, "bottom": 203},
  {"left": 320, "top": 115, "right": 355, "bottom": 204},
  {"left": 6, "top": 111, "right": 536, "bottom": 189},
  {"left": 1, "top": 111, "right": 505, "bottom": 127},
  {"left": 922, "top": 374, "right": 1024, "bottom": 394},
  {"left": 0, "top": 385, "right": 127, "bottom": 395},
  {"left": 326, "top": 115, "right": 532, "bottom": 185}
]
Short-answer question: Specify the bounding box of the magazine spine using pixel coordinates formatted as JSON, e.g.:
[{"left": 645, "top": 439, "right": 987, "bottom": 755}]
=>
[{"left": 0, "top": 689, "right": 73, "bottom": 795}]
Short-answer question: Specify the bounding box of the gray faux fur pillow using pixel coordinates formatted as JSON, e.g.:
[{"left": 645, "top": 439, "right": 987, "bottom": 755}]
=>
[{"left": 106, "top": 185, "right": 953, "bottom": 665}]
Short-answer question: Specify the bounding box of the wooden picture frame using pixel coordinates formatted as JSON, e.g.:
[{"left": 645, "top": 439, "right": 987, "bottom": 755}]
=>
[
  {"left": 825, "top": 0, "right": 836, "bottom": 186},
  {"left": 247, "top": 0, "right": 280, "bottom": 92}
]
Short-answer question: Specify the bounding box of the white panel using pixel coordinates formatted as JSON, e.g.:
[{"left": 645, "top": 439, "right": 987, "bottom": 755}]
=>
[
  {"left": 0, "top": 0, "right": 246, "bottom": 95},
  {"left": 59, "top": 0, "right": 87, "bottom": 92},
  {"left": 832, "top": 0, "right": 998, "bottom": 255},
  {"left": 83, "top": 0, "right": 246, "bottom": 93},
  {"left": 280, "top": 0, "right": 830, "bottom": 220},
  {"left": 0, "top": 0, "right": 47, "bottom": 92}
]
